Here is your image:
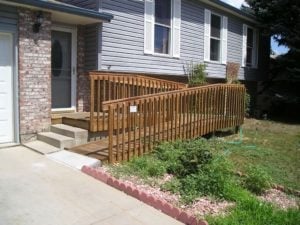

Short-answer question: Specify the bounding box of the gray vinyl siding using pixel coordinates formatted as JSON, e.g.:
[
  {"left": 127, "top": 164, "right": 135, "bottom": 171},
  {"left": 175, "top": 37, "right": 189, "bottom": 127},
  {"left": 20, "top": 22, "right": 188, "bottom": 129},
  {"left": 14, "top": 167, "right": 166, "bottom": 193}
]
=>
[
  {"left": 0, "top": 4, "right": 18, "bottom": 31},
  {"left": 58, "top": 0, "right": 98, "bottom": 10},
  {"left": 98, "top": 0, "right": 268, "bottom": 81}
]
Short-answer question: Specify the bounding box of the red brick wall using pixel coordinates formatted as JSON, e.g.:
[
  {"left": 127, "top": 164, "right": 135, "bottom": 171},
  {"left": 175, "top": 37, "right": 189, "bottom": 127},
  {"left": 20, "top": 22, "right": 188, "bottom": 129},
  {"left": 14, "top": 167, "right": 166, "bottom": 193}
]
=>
[
  {"left": 76, "top": 26, "right": 90, "bottom": 112},
  {"left": 18, "top": 8, "right": 52, "bottom": 142}
]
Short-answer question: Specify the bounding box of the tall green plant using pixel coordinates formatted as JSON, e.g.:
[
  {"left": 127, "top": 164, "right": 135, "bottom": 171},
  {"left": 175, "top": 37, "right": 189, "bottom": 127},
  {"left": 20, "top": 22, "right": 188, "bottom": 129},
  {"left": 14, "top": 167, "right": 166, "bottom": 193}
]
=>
[{"left": 185, "top": 62, "right": 207, "bottom": 86}]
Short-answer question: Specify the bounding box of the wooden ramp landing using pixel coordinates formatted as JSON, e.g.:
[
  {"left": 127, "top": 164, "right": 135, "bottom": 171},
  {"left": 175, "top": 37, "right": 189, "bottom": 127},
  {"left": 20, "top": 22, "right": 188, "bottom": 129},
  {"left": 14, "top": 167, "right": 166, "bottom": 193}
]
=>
[{"left": 68, "top": 115, "right": 238, "bottom": 163}]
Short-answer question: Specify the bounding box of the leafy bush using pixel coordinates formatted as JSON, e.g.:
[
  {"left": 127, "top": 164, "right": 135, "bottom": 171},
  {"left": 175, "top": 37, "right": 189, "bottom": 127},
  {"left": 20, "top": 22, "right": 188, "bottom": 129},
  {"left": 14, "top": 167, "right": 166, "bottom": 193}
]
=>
[
  {"left": 243, "top": 166, "right": 272, "bottom": 194},
  {"left": 185, "top": 62, "right": 207, "bottom": 86},
  {"left": 154, "top": 139, "right": 213, "bottom": 177},
  {"left": 179, "top": 157, "right": 234, "bottom": 202}
]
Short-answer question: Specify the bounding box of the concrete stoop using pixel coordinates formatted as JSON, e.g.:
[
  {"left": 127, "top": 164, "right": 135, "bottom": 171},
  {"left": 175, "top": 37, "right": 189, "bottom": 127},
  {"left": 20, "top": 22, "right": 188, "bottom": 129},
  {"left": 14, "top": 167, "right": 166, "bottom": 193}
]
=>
[
  {"left": 50, "top": 124, "right": 88, "bottom": 146},
  {"left": 24, "top": 124, "right": 99, "bottom": 170},
  {"left": 24, "top": 140, "right": 60, "bottom": 154},
  {"left": 37, "top": 132, "right": 75, "bottom": 149},
  {"left": 37, "top": 124, "right": 88, "bottom": 149}
]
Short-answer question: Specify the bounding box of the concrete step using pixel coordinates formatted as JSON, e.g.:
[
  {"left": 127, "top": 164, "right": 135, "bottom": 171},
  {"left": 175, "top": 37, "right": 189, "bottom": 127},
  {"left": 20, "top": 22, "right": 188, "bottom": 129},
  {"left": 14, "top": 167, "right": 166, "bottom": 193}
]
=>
[
  {"left": 24, "top": 140, "right": 60, "bottom": 154},
  {"left": 47, "top": 150, "right": 101, "bottom": 170},
  {"left": 37, "top": 132, "right": 75, "bottom": 149},
  {"left": 50, "top": 124, "right": 88, "bottom": 145}
]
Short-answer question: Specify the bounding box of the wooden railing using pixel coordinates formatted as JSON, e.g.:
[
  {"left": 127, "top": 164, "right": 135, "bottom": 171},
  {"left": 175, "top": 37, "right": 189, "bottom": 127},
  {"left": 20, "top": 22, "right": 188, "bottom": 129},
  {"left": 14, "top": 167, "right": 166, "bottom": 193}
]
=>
[
  {"left": 102, "top": 84, "right": 245, "bottom": 163},
  {"left": 89, "top": 71, "right": 187, "bottom": 132}
]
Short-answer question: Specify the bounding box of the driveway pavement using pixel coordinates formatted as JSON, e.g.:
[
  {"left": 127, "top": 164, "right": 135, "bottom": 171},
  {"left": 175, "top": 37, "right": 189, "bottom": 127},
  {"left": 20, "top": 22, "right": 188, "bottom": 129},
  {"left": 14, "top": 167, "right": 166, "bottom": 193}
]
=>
[{"left": 0, "top": 146, "right": 183, "bottom": 225}]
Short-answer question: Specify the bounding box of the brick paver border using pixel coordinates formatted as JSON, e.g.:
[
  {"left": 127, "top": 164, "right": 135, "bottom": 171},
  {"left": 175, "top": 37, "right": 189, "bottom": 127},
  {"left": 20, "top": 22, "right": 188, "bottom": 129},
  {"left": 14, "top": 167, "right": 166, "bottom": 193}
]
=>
[{"left": 82, "top": 166, "right": 209, "bottom": 225}]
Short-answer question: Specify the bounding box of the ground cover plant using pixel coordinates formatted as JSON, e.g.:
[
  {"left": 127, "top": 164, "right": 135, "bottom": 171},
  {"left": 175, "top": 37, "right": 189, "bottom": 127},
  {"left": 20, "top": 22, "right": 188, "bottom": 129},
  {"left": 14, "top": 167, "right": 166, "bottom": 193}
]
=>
[{"left": 108, "top": 119, "right": 300, "bottom": 224}]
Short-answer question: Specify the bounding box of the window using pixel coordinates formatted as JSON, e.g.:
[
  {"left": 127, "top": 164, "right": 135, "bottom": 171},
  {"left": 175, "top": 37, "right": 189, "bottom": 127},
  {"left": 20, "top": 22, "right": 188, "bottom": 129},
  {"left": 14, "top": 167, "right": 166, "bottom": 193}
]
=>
[
  {"left": 144, "top": 0, "right": 181, "bottom": 57},
  {"left": 242, "top": 24, "right": 257, "bottom": 68},
  {"left": 210, "top": 14, "right": 221, "bottom": 61},
  {"left": 204, "top": 9, "right": 228, "bottom": 64},
  {"left": 154, "top": 0, "right": 171, "bottom": 54}
]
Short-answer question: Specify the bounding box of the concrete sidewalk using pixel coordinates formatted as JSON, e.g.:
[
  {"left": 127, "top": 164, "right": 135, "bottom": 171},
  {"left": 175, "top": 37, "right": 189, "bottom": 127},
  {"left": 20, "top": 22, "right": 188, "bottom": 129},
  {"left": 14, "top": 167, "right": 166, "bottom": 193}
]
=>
[{"left": 0, "top": 146, "right": 183, "bottom": 225}]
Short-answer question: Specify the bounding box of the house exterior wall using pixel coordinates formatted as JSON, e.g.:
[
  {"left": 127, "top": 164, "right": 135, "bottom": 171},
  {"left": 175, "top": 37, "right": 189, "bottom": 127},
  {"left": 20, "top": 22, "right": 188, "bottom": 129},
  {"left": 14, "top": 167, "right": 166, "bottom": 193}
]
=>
[
  {"left": 97, "top": 0, "right": 269, "bottom": 81},
  {"left": 76, "top": 25, "right": 90, "bottom": 112},
  {"left": 18, "top": 8, "right": 52, "bottom": 142},
  {"left": 0, "top": 4, "right": 18, "bottom": 30}
]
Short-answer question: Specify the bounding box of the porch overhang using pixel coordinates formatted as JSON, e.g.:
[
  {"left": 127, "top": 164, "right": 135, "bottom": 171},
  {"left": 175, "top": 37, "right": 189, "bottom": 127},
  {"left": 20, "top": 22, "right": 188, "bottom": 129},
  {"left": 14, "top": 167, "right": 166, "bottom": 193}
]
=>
[{"left": 0, "top": 0, "right": 113, "bottom": 25}]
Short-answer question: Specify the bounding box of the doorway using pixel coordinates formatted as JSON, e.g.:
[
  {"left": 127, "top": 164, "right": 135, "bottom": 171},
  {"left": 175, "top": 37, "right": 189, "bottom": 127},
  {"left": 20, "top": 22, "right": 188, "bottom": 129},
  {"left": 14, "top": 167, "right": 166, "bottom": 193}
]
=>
[{"left": 51, "top": 26, "right": 77, "bottom": 111}]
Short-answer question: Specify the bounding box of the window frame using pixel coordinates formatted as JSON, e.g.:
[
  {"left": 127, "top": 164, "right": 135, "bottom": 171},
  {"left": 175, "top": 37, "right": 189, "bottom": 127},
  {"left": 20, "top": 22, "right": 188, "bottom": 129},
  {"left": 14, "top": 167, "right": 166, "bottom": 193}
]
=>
[
  {"left": 246, "top": 26, "right": 255, "bottom": 67},
  {"left": 153, "top": 0, "right": 173, "bottom": 56},
  {"left": 209, "top": 12, "right": 222, "bottom": 62},
  {"left": 204, "top": 9, "right": 227, "bottom": 64},
  {"left": 243, "top": 24, "right": 258, "bottom": 68}
]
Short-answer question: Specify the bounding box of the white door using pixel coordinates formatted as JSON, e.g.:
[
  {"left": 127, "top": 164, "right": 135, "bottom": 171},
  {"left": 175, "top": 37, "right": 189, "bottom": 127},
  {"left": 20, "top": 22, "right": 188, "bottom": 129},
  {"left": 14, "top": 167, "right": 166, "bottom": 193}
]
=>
[{"left": 0, "top": 32, "right": 14, "bottom": 143}]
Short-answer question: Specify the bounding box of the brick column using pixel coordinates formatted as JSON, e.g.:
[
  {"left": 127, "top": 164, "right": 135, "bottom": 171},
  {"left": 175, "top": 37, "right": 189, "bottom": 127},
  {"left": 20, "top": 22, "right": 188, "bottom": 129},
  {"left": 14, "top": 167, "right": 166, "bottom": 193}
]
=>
[
  {"left": 76, "top": 26, "right": 90, "bottom": 112},
  {"left": 18, "top": 9, "right": 52, "bottom": 142}
]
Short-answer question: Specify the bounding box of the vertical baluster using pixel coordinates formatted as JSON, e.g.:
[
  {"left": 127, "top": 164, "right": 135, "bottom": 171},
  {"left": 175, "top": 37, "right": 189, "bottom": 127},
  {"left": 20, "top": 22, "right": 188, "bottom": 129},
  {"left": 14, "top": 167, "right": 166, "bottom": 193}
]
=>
[
  {"left": 178, "top": 92, "right": 182, "bottom": 139},
  {"left": 127, "top": 102, "right": 131, "bottom": 161},
  {"left": 138, "top": 100, "right": 142, "bottom": 156},
  {"left": 116, "top": 104, "right": 120, "bottom": 162},
  {"left": 158, "top": 96, "right": 161, "bottom": 141},
  {"left": 90, "top": 76, "right": 95, "bottom": 132},
  {"left": 122, "top": 103, "right": 126, "bottom": 161},
  {"left": 133, "top": 100, "right": 137, "bottom": 157},
  {"left": 108, "top": 105, "right": 114, "bottom": 163},
  {"left": 153, "top": 97, "right": 157, "bottom": 144}
]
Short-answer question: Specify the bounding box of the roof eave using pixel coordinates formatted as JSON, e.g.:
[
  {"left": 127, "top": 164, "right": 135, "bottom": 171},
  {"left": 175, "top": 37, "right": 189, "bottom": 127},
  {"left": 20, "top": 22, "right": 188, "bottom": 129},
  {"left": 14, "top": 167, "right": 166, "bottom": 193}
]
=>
[
  {"left": 0, "top": 0, "right": 113, "bottom": 22},
  {"left": 201, "top": 0, "right": 258, "bottom": 24}
]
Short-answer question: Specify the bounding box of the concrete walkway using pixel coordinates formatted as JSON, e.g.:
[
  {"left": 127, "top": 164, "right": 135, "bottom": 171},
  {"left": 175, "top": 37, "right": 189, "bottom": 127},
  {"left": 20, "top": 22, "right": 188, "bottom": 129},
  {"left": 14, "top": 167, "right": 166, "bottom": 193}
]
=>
[{"left": 0, "top": 146, "right": 183, "bottom": 225}]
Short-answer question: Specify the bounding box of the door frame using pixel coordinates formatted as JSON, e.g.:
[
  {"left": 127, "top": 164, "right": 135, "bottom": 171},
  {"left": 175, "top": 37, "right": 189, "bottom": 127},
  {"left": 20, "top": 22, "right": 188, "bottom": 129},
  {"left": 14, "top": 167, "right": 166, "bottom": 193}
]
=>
[
  {"left": 0, "top": 29, "right": 19, "bottom": 144},
  {"left": 51, "top": 24, "right": 77, "bottom": 112}
]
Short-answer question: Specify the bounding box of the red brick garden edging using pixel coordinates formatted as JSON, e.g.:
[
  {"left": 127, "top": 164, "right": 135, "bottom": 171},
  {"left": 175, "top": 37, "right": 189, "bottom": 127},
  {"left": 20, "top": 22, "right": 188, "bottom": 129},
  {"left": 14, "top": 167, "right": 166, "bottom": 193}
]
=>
[{"left": 82, "top": 166, "right": 208, "bottom": 225}]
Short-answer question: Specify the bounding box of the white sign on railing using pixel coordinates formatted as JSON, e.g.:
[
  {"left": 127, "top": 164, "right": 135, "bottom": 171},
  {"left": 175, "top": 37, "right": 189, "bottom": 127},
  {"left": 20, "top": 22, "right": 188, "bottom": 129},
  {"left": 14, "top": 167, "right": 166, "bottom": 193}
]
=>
[{"left": 130, "top": 105, "right": 137, "bottom": 113}]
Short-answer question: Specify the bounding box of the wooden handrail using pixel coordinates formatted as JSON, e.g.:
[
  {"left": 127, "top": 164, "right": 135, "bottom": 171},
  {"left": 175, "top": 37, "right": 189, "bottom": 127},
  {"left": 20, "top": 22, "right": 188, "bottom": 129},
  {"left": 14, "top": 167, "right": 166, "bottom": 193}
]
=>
[
  {"left": 89, "top": 71, "right": 188, "bottom": 88},
  {"left": 89, "top": 71, "right": 187, "bottom": 132},
  {"left": 102, "top": 84, "right": 245, "bottom": 163},
  {"left": 102, "top": 84, "right": 243, "bottom": 109}
]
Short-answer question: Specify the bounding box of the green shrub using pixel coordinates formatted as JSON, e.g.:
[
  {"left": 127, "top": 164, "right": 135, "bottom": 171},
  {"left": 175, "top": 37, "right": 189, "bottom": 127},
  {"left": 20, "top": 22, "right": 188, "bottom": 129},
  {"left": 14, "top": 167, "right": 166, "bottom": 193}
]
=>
[
  {"left": 161, "top": 177, "right": 182, "bottom": 194},
  {"left": 179, "top": 157, "right": 234, "bottom": 202},
  {"left": 160, "top": 156, "right": 235, "bottom": 203},
  {"left": 185, "top": 62, "right": 207, "bottom": 86},
  {"left": 154, "top": 139, "right": 213, "bottom": 177},
  {"left": 243, "top": 165, "right": 272, "bottom": 194},
  {"left": 153, "top": 141, "right": 184, "bottom": 175},
  {"left": 126, "top": 156, "right": 167, "bottom": 178}
]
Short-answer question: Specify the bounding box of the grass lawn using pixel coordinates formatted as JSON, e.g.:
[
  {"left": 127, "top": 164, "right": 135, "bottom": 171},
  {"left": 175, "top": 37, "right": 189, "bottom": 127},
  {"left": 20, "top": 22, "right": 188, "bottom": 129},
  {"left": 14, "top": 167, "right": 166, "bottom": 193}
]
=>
[
  {"left": 220, "top": 118, "right": 300, "bottom": 190},
  {"left": 107, "top": 119, "right": 300, "bottom": 225}
]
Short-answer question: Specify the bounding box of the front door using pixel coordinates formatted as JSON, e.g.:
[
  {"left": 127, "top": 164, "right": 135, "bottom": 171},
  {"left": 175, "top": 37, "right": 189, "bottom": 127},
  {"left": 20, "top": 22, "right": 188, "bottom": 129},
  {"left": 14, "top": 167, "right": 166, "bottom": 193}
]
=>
[
  {"left": 0, "top": 32, "right": 14, "bottom": 143},
  {"left": 51, "top": 27, "right": 76, "bottom": 110}
]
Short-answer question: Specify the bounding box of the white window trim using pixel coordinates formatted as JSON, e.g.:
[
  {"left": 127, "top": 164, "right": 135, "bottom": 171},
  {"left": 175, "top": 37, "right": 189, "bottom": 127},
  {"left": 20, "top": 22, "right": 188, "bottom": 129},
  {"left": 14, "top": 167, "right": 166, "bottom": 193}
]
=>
[
  {"left": 204, "top": 9, "right": 228, "bottom": 64},
  {"left": 144, "top": 0, "right": 181, "bottom": 58},
  {"left": 210, "top": 13, "right": 222, "bottom": 62},
  {"left": 242, "top": 24, "right": 258, "bottom": 68}
]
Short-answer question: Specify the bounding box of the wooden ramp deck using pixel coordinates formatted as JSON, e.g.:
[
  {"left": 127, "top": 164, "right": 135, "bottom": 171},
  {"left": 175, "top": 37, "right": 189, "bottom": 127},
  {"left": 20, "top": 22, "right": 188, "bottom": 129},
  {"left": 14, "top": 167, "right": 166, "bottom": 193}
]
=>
[{"left": 68, "top": 115, "right": 238, "bottom": 163}]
